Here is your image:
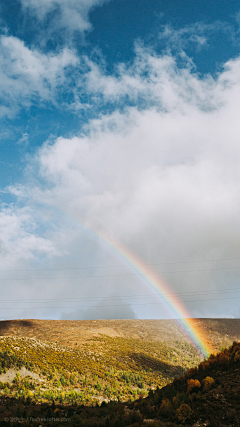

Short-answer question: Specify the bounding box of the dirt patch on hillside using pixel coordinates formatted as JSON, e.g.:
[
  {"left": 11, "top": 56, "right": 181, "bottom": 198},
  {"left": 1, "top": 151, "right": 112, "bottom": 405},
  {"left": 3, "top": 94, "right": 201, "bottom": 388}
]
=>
[
  {"left": 0, "top": 318, "right": 239, "bottom": 351},
  {"left": 0, "top": 366, "right": 40, "bottom": 384}
]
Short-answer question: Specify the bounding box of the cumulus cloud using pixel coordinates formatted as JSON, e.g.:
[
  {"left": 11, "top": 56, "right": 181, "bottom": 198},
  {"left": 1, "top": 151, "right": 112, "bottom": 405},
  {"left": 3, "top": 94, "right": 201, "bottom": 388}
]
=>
[
  {"left": 13, "top": 47, "right": 239, "bottom": 319},
  {"left": 0, "top": 35, "right": 79, "bottom": 117},
  {"left": 20, "top": 0, "right": 110, "bottom": 33},
  {"left": 4, "top": 40, "right": 240, "bottom": 319},
  {"left": 81, "top": 45, "right": 220, "bottom": 112}
]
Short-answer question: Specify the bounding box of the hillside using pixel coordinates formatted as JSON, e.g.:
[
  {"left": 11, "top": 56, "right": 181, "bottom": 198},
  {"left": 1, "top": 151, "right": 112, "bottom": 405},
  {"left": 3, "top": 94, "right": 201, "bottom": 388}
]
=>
[
  {"left": 0, "top": 338, "right": 239, "bottom": 425},
  {"left": 0, "top": 334, "right": 199, "bottom": 406},
  {"left": 0, "top": 319, "right": 239, "bottom": 425},
  {"left": 1, "top": 318, "right": 240, "bottom": 351},
  {"left": 131, "top": 340, "right": 240, "bottom": 426}
]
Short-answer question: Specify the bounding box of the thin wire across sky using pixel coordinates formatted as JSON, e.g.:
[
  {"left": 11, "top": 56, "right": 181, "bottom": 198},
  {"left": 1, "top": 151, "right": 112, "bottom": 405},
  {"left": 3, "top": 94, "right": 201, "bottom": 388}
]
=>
[{"left": 1, "top": 256, "right": 240, "bottom": 312}]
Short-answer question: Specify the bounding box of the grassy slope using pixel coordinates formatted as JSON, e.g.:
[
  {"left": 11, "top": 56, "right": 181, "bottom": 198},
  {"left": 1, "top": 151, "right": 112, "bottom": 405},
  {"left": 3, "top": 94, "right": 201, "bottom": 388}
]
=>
[
  {"left": 0, "top": 339, "right": 239, "bottom": 425},
  {"left": 1, "top": 318, "right": 240, "bottom": 351},
  {"left": 0, "top": 319, "right": 240, "bottom": 426},
  {"left": 132, "top": 340, "right": 240, "bottom": 426},
  {"left": 0, "top": 335, "right": 201, "bottom": 405}
]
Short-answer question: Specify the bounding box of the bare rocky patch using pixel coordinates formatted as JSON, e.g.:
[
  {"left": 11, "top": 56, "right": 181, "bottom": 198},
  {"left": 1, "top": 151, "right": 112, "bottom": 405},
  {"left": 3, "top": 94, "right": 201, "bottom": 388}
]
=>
[{"left": 0, "top": 366, "right": 40, "bottom": 383}]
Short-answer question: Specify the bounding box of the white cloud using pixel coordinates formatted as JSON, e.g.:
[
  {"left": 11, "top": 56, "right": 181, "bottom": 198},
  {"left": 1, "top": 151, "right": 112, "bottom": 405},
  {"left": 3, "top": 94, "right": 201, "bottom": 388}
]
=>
[
  {"left": 0, "top": 35, "right": 79, "bottom": 117},
  {"left": 157, "top": 21, "right": 234, "bottom": 52},
  {"left": 34, "top": 104, "right": 240, "bottom": 245},
  {"left": 14, "top": 47, "right": 240, "bottom": 318},
  {"left": 82, "top": 45, "right": 220, "bottom": 112},
  {"left": 17, "top": 132, "right": 29, "bottom": 145},
  {"left": 20, "top": 0, "right": 110, "bottom": 32},
  {"left": 4, "top": 43, "right": 240, "bottom": 319},
  {"left": 0, "top": 206, "right": 56, "bottom": 268}
]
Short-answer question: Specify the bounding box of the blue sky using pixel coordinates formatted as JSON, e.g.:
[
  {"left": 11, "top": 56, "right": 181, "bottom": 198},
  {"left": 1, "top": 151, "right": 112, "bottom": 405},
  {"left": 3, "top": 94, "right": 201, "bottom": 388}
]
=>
[{"left": 1, "top": 0, "right": 240, "bottom": 320}]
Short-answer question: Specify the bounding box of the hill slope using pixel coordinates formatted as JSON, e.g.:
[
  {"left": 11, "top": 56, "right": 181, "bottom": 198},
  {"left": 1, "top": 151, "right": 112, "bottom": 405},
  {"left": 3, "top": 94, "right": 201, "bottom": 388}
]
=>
[
  {"left": 132, "top": 340, "right": 240, "bottom": 426},
  {"left": 0, "top": 338, "right": 239, "bottom": 425},
  {"left": 0, "top": 334, "right": 198, "bottom": 405},
  {"left": 0, "top": 319, "right": 240, "bottom": 425},
  {"left": 1, "top": 318, "right": 240, "bottom": 350}
]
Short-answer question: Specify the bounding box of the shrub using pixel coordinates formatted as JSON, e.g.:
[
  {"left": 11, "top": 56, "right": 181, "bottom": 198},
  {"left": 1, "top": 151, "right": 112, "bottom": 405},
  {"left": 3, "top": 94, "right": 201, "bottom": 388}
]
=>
[
  {"left": 234, "top": 352, "right": 240, "bottom": 362},
  {"left": 13, "top": 373, "right": 20, "bottom": 384},
  {"left": 187, "top": 379, "right": 201, "bottom": 393},
  {"left": 172, "top": 395, "right": 180, "bottom": 407},
  {"left": 187, "top": 367, "right": 198, "bottom": 376},
  {"left": 202, "top": 376, "right": 214, "bottom": 388},
  {"left": 159, "top": 398, "right": 172, "bottom": 417},
  {"left": 60, "top": 376, "right": 65, "bottom": 385},
  {"left": 218, "top": 353, "right": 229, "bottom": 364},
  {"left": 202, "top": 361, "right": 210, "bottom": 370},
  {"left": 176, "top": 403, "right": 193, "bottom": 423}
]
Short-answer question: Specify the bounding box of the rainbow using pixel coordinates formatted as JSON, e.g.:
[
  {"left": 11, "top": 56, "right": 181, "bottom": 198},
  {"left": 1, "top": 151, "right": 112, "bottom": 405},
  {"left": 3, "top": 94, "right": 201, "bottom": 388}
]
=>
[
  {"left": 46, "top": 206, "right": 214, "bottom": 357},
  {"left": 96, "top": 229, "right": 213, "bottom": 357},
  {"left": 71, "top": 217, "right": 213, "bottom": 357}
]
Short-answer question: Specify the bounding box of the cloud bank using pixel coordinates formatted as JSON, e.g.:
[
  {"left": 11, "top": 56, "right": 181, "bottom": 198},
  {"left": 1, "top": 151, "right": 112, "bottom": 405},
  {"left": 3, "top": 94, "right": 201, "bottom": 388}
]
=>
[
  {"left": 62, "top": 297, "right": 136, "bottom": 320},
  {"left": 2, "top": 18, "right": 240, "bottom": 319}
]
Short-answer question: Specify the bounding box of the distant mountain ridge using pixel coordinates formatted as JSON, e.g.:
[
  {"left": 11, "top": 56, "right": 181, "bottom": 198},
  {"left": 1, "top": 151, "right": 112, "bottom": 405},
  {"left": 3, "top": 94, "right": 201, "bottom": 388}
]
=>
[{"left": 0, "top": 318, "right": 240, "bottom": 351}]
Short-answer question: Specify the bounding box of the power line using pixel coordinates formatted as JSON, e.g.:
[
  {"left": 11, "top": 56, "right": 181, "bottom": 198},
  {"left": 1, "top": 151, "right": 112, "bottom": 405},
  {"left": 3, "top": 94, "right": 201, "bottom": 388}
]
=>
[
  {"left": 1, "top": 294, "right": 240, "bottom": 310},
  {"left": 1, "top": 285, "right": 240, "bottom": 304},
  {"left": 1, "top": 264, "right": 240, "bottom": 281},
  {"left": 1, "top": 256, "right": 240, "bottom": 272}
]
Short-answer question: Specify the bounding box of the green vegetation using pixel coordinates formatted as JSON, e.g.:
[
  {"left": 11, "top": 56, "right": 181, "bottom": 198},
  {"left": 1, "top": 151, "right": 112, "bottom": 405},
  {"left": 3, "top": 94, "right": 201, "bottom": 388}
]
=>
[
  {"left": 0, "top": 348, "right": 32, "bottom": 373},
  {"left": 2, "top": 336, "right": 240, "bottom": 425},
  {"left": 176, "top": 403, "right": 193, "bottom": 423},
  {"left": 130, "top": 340, "right": 240, "bottom": 425},
  {"left": 0, "top": 335, "right": 202, "bottom": 406}
]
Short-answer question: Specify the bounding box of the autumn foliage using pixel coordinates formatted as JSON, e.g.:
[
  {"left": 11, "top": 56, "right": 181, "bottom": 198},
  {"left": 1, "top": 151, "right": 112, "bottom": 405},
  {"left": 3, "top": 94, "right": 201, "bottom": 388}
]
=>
[
  {"left": 187, "top": 378, "right": 201, "bottom": 393},
  {"left": 176, "top": 403, "right": 193, "bottom": 422}
]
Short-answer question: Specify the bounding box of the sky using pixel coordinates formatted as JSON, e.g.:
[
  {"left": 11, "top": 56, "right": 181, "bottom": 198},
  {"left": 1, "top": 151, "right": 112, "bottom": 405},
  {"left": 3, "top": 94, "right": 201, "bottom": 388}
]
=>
[{"left": 1, "top": 0, "right": 240, "bottom": 320}]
